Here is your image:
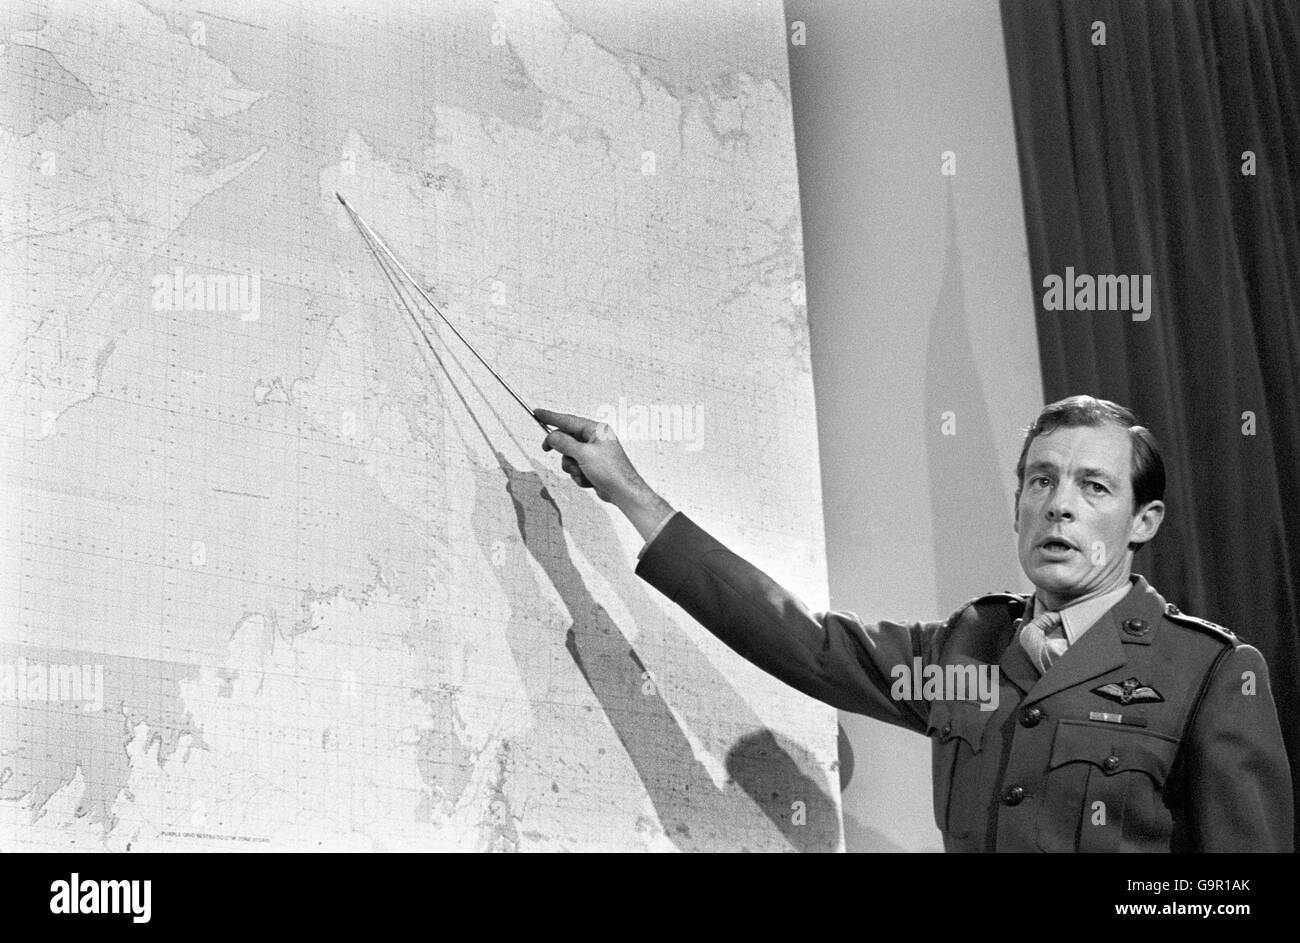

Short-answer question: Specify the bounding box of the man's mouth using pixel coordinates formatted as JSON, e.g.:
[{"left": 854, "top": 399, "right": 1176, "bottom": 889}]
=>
[{"left": 1037, "top": 537, "right": 1078, "bottom": 553}]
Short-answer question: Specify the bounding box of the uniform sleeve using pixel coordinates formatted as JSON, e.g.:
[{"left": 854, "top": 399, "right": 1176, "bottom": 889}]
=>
[
  {"left": 634, "top": 511, "right": 939, "bottom": 733},
  {"left": 636, "top": 509, "right": 679, "bottom": 560},
  {"left": 1177, "top": 643, "right": 1295, "bottom": 852}
]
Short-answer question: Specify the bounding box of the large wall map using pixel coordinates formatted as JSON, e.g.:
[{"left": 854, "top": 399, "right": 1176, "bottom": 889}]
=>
[{"left": 0, "top": 0, "right": 838, "bottom": 851}]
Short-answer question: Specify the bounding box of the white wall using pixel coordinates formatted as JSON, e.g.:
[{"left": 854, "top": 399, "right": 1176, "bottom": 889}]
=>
[{"left": 787, "top": 0, "right": 1044, "bottom": 851}]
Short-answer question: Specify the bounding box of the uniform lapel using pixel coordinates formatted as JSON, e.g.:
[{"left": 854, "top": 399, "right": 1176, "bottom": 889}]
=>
[
  {"left": 1021, "top": 609, "right": 1125, "bottom": 705},
  {"left": 1019, "top": 576, "right": 1157, "bottom": 706},
  {"left": 999, "top": 621, "right": 1039, "bottom": 694}
]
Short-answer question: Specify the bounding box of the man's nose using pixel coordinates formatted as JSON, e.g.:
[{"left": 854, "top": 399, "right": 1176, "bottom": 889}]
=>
[{"left": 1046, "top": 487, "right": 1076, "bottom": 521}]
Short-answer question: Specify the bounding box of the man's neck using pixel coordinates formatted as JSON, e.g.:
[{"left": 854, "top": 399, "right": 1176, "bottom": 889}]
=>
[{"left": 1035, "top": 569, "right": 1133, "bottom": 613}]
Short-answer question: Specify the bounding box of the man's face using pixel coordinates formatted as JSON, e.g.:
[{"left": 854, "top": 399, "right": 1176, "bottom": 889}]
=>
[{"left": 1014, "top": 423, "right": 1163, "bottom": 607}]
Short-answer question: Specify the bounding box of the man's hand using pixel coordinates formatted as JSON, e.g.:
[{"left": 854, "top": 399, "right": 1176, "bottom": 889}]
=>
[{"left": 535, "top": 407, "right": 674, "bottom": 540}]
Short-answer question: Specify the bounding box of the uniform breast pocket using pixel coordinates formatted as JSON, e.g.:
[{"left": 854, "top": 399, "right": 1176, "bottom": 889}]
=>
[
  {"left": 926, "top": 700, "right": 994, "bottom": 838},
  {"left": 1035, "top": 720, "right": 1179, "bottom": 852}
]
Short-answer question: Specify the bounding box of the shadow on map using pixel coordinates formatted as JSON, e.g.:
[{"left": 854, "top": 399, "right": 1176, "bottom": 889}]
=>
[
  {"left": 497, "top": 454, "right": 838, "bottom": 852},
  {"left": 357, "top": 246, "right": 838, "bottom": 850}
]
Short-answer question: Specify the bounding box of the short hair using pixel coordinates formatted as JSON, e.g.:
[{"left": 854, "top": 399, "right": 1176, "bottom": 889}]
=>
[{"left": 1014, "top": 395, "right": 1166, "bottom": 513}]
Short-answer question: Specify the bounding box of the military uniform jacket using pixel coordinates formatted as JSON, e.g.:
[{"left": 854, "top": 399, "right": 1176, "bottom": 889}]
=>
[{"left": 635, "top": 512, "right": 1294, "bottom": 852}]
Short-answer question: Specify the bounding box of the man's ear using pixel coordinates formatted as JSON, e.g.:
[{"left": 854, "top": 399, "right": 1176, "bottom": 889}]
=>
[
  {"left": 1012, "top": 489, "right": 1021, "bottom": 534},
  {"left": 1129, "top": 500, "right": 1165, "bottom": 546}
]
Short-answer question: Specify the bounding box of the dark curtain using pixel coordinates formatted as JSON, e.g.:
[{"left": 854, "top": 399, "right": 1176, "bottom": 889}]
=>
[{"left": 999, "top": 0, "right": 1300, "bottom": 843}]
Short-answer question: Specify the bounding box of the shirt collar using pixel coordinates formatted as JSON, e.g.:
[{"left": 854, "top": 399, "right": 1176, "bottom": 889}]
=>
[{"left": 1026, "top": 578, "right": 1134, "bottom": 644}]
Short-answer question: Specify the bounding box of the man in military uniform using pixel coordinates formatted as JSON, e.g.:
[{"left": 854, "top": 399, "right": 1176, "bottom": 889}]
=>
[{"left": 536, "top": 395, "right": 1293, "bottom": 852}]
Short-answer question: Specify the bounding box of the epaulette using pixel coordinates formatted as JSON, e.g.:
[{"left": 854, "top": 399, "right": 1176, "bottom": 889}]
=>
[
  {"left": 946, "top": 590, "right": 1027, "bottom": 626},
  {"left": 1162, "top": 602, "right": 1236, "bottom": 645}
]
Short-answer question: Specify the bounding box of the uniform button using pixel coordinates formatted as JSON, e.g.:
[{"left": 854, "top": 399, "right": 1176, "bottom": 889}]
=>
[
  {"left": 1166, "top": 603, "right": 1181, "bottom": 615},
  {"left": 1122, "top": 619, "right": 1149, "bottom": 636},
  {"left": 1002, "top": 785, "right": 1026, "bottom": 806},
  {"left": 1020, "top": 707, "right": 1043, "bottom": 727},
  {"left": 941, "top": 723, "right": 952, "bottom": 738},
  {"left": 1104, "top": 754, "right": 1120, "bottom": 772}
]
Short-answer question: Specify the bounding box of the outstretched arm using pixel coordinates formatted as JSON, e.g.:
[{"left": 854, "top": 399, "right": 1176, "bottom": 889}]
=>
[{"left": 536, "top": 406, "right": 935, "bottom": 730}]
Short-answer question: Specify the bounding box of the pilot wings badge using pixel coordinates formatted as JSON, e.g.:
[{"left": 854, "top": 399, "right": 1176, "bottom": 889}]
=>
[{"left": 1092, "top": 677, "right": 1165, "bottom": 705}]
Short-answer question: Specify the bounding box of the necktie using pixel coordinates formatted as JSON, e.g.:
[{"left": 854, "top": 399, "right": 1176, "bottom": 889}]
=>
[{"left": 1018, "top": 609, "right": 1067, "bottom": 674}]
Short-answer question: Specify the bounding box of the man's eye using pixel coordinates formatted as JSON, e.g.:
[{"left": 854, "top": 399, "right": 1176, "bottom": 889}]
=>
[
  {"left": 1086, "top": 481, "right": 1108, "bottom": 494},
  {"left": 1030, "top": 476, "right": 1051, "bottom": 488}
]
